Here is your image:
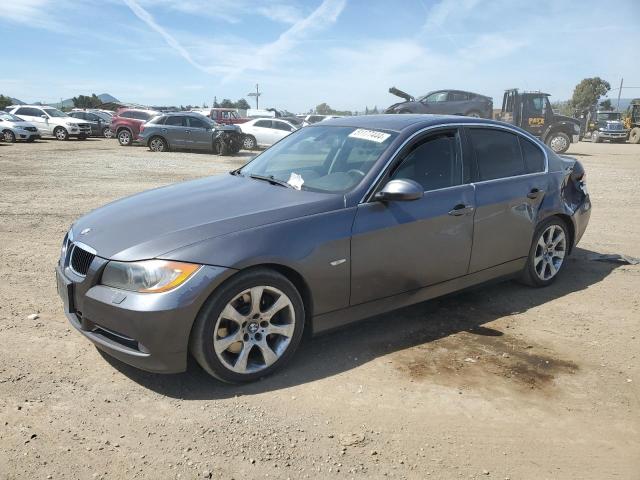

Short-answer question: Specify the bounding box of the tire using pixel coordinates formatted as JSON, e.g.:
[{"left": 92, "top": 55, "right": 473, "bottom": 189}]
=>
[
  {"left": 241, "top": 134, "right": 256, "bottom": 150},
  {"left": 2, "top": 130, "right": 16, "bottom": 143},
  {"left": 629, "top": 127, "right": 640, "bottom": 144},
  {"left": 117, "top": 129, "right": 132, "bottom": 146},
  {"left": 103, "top": 127, "right": 112, "bottom": 138},
  {"left": 213, "top": 138, "right": 229, "bottom": 156},
  {"left": 54, "top": 126, "right": 69, "bottom": 141},
  {"left": 545, "top": 131, "right": 570, "bottom": 154},
  {"left": 591, "top": 131, "right": 601, "bottom": 143},
  {"left": 148, "top": 136, "right": 168, "bottom": 152},
  {"left": 520, "top": 217, "right": 569, "bottom": 287},
  {"left": 78, "top": 135, "right": 87, "bottom": 140},
  {"left": 465, "top": 110, "right": 481, "bottom": 118},
  {"left": 189, "top": 268, "right": 305, "bottom": 383},
  {"left": 26, "top": 137, "right": 36, "bottom": 143}
]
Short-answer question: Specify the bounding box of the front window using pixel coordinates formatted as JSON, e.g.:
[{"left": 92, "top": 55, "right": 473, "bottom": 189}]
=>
[
  {"left": 596, "top": 112, "right": 621, "bottom": 121},
  {"left": 42, "top": 108, "right": 68, "bottom": 118},
  {"left": 421, "top": 92, "right": 448, "bottom": 103},
  {"left": 239, "top": 126, "right": 397, "bottom": 193}
]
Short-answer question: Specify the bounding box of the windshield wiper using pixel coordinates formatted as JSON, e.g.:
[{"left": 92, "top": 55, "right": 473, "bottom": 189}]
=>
[{"left": 248, "top": 173, "right": 293, "bottom": 189}]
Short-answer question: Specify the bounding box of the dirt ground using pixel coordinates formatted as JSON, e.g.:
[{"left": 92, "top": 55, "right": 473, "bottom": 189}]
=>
[{"left": 0, "top": 137, "right": 638, "bottom": 480}]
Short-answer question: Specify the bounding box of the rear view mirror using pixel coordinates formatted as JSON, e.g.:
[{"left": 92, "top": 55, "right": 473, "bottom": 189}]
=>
[
  {"left": 374, "top": 179, "right": 424, "bottom": 202},
  {"left": 41, "top": 115, "right": 47, "bottom": 119}
]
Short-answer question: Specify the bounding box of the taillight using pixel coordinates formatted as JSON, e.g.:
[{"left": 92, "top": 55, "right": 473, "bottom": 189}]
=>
[{"left": 139, "top": 124, "right": 145, "bottom": 133}]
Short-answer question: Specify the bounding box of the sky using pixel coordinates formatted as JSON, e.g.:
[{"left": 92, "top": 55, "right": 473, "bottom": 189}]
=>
[{"left": 1, "top": 0, "right": 639, "bottom": 113}]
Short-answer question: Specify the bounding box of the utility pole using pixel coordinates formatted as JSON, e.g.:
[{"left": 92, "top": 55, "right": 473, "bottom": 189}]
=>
[
  {"left": 247, "top": 84, "right": 261, "bottom": 109},
  {"left": 617, "top": 78, "right": 623, "bottom": 111}
]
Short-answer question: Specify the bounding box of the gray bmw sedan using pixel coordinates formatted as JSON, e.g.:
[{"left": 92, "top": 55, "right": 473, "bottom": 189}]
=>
[{"left": 56, "top": 115, "right": 591, "bottom": 383}]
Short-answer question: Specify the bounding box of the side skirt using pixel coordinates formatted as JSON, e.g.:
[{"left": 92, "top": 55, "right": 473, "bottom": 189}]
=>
[{"left": 311, "top": 258, "right": 526, "bottom": 335}]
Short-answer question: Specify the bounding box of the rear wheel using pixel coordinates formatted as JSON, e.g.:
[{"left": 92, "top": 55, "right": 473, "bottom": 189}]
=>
[
  {"left": 520, "top": 217, "right": 569, "bottom": 287},
  {"left": 148, "top": 136, "right": 168, "bottom": 152},
  {"left": 241, "top": 134, "right": 256, "bottom": 150},
  {"left": 465, "top": 110, "right": 481, "bottom": 118},
  {"left": 103, "top": 127, "right": 112, "bottom": 138},
  {"left": 629, "top": 127, "right": 640, "bottom": 144},
  {"left": 117, "top": 129, "right": 132, "bottom": 146},
  {"left": 54, "top": 127, "right": 69, "bottom": 141},
  {"left": 546, "top": 132, "right": 570, "bottom": 154},
  {"left": 2, "top": 130, "right": 16, "bottom": 143},
  {"left": 190, "top": 268, "right": 305, "bottom": 383}
]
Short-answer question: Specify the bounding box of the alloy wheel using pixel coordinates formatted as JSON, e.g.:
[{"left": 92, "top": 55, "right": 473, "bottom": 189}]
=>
[
  {"left": 149, "top": 137, "right": 166, "bottom": 152},
  {"left": 534, "top": 224, "right": 566, "bottom": 281},
  {"left": 118, "top": 130, "right": 131, "bottom": 145},
  {"left": 242, "top": 136, "right": 255, "bottom": 149},
  {"left": 213, "top": 286, "right": 295, "bottom": 374}
]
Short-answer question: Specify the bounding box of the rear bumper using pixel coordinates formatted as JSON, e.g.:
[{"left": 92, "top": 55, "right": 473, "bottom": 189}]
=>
[
  {"left": 56, "top": 263, "right": 234, "bottom": 373},
  {"left": 573, "top": 193, "right": 591, "bottom": 248}
]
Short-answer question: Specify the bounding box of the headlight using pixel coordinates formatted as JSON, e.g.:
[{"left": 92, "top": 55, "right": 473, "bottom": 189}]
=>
[{"left": 101, "top": 260, "right": 201, "bottom": 293}]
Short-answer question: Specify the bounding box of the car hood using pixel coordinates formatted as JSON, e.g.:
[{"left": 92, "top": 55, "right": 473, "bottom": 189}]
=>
[
  {"left": 554, "top": 114, "right": 580, "bottom": 125},
  {"left": 70, "top": 173, "right": 343, "bottom": 262}
]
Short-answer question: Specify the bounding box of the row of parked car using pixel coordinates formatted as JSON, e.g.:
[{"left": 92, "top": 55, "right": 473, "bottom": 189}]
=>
[{"left": 1, "top": 105, "right": 114, "bottom": 142}]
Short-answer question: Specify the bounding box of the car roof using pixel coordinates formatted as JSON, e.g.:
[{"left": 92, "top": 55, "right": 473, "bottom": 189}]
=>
[{"left": 318, "top": 114, "right": 507, "bottom": 132}]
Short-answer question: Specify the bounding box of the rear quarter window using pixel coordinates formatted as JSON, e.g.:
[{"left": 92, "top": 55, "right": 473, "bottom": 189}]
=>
[{"left": 519, "top": 137, "right": 546, "bottom": 173}]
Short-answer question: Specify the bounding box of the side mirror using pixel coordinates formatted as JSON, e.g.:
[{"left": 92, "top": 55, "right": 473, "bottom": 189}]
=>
[{"left": 374, "top": 179, "right": 423, "bottom": 202}]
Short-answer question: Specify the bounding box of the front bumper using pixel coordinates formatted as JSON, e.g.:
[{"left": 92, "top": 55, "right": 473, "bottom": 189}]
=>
[
  {"left": 16, "top": 130, "right": 40, "bottom": 141},
  {"left": 597, "top": 130, "right": 627, "bottom": 139},
  {"left": 56, "top": 261, "right": 234, "bottom": 373}
]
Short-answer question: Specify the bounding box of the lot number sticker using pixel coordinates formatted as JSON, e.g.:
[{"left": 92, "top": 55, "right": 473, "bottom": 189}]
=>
[{"left": 348, "top": 128, "right": 391, "bottom": 143}]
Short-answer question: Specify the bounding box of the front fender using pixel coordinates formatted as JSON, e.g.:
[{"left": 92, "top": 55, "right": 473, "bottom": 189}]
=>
[{"left": 158, "top": 208, "right": 357, "bottom": 316}]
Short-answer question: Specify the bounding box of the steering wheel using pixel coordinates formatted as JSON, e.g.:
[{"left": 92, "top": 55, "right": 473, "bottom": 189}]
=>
[{"left": 347, "top": 169, "right": 366, "bottom": 178}]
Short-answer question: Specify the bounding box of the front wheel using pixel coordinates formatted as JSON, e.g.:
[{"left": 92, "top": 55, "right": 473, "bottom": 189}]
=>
[
  {"left": 2, "top": 130, "right": 16, "bottom": 143},
  {"left": 629, "top": 127, "right": 640, "bottom": 144},
  {"left": 190, "top": 269, "right": 305, "bottom": 383},
  {"left": 546, "top": 132, "right": 570, "bottom": 154},
  {"left": 520, "top": 217, "right": 569, "bottom": 287},
  {"left": 213, "top": 138, "right": 229, "bottom": 156},
  {"left": 54, "top": 127, "right": 69, "bottom": 141},
  {"left": 591, "top": 131, "right": 601, "bottom": 143},
  {"left": 103, "top": 127, "right": 112, "bottom": 138}
]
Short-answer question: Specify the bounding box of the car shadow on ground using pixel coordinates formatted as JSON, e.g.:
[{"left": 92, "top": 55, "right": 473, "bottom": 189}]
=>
[
  {"left": 145, "top": 149, "right": 257, "bottom": 159},
  {"left": 102, "top": 247, "right": 625, "bottom": 398}
]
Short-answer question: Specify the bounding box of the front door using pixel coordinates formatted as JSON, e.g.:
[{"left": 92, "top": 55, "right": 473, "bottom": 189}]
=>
[
  {"left": 186, "top": 115, "right": 212, "bottom": 150},
  {"left": 522, "top": 94, "right": 548, "bottom": 137},
  {"left": 350, "top": 129, "right": 475, "bottom": 305}
]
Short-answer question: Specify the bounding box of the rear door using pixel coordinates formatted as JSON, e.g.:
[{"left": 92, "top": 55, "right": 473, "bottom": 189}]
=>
[
  {"left": 186, "top": 115, "right": 212, "bottom": 150},
  {"left": 271, "top": 120, "right": 295, "bottom": 143},
  {"left": 252, "top": 119, "right": 274, "bottom": 146},
  {"left": 466, "top": 127, "right": 547, "bottom": 272},
  {"left": 446, "top": 91, "right": 470, "bottom": 115},
  {"left": 15, "top": 107, "right": 49, "bottom": 134},
  {"left": 162, "top": 115, "right": 187, "bottom": 148},
  {"left": 350, "top": 128, "right": 475, "bottom": 305}
]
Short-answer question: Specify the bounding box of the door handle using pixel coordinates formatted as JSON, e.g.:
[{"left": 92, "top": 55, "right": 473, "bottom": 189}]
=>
[
  {"left": 527, "top": 188, "right": 544, "bottom": 199},
  {"left": 448, "top": 204, "right": 474, "bottom": 216}
]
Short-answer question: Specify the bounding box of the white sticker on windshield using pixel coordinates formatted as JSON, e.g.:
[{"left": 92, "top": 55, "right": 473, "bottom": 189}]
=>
[
  {"left": 287, "top": 172, "right": 304, "bottom": 190},
  {"left": 348, "top": 128, "right": 391, "bottom": 143}
]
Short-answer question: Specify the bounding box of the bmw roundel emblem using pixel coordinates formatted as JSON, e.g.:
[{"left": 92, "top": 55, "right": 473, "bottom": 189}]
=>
[{"left": 80, "top": 228, "right": 92, "bottom": 235}]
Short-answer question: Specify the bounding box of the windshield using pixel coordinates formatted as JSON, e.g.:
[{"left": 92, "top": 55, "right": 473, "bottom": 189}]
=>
[
  {"left": 0, "top": 112, "right": 23, "bottom": 122},
  {"left": 43, "top": 108, "right": 68, "bottom": 118},
  {"left": 597, "top": 112, "right": 621, "bottom": 121},
  {"left": 239, "top": 125, "right": 397, "bottom": 193}
]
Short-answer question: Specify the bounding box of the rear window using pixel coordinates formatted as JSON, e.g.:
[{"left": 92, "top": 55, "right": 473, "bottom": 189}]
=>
[
  {"left": 255, "top": 120, "right": 272, "bottom": 128},
  {"left": 468, "top": 128, "right": 526, "bottom": 181}
]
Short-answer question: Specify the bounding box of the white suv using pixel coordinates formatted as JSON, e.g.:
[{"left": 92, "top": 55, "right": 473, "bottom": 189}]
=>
[
  {"left": 7, "top": 105, "right": 92, "bottom": 140},
  {"left": 0, "top": 110, "right": 40, "bottom": 142}
]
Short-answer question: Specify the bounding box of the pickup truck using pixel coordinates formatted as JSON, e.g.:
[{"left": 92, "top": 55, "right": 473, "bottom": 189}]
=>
[{"left": 208, "top": 108, "right": 249, "bottom": 125}]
